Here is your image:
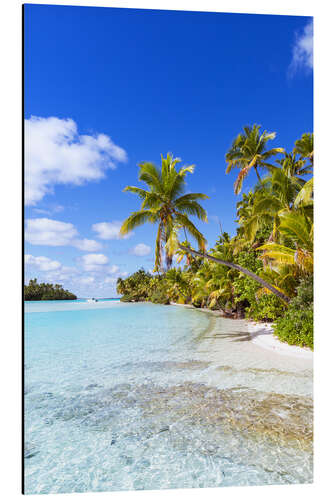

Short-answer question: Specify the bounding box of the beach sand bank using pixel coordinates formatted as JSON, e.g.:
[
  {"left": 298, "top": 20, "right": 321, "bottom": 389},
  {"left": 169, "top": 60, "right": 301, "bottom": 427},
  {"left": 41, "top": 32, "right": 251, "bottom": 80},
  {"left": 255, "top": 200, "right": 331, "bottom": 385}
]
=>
[{"left": 170, "top": 302, "right": 313, "bottom": 364}]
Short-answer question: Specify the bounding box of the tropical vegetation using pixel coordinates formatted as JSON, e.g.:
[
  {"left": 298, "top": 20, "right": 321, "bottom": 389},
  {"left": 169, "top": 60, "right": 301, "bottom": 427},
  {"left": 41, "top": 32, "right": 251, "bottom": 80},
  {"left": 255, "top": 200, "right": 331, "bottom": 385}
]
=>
[
  {"left": 117, "top": 128, "right": 313, "bottom": 349},
  {"left": 120, "top": 153, "right": 208, "bottom": 271},
  {"left": 24, "top": 279, "right": 77, "bottom": 301}
]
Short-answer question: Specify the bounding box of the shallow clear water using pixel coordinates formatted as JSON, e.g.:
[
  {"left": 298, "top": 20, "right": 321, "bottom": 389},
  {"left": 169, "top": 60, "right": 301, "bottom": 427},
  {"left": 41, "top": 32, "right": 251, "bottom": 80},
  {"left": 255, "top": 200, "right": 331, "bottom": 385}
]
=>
[{"left": 24, "top": 300, "right": 313, "bottom": 494}]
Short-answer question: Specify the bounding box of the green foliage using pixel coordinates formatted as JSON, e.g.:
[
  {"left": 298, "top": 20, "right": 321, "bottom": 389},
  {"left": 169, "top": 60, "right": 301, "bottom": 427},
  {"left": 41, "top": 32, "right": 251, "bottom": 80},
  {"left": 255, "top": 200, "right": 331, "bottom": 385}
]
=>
[
  {"left": 246, "top": 294, "right": 286, "bottom": 322},
  {"left": 117, "top": 268, "right": 152, "bottom": 302},
  {"left": 274, "top": 308, "right": 313, "bottom": 349},
  {"left": 120, "top": 153, "right": 208, "bottom": 271},
  {"left": 119, "top": 133, "right": 313, "bottom": 348},
  {"left": 150, "top": 289, "right": 170, "bottom": 305},
  {"left": 225, "top": 124, "right": 284, "bottom": 194},
  {"left": 290, "top": 275, "right": 313, "bottom": 309},
  {"left": 233, "top": 252, "right": 261, "bottom": 305},
  {"left": 232, "top": 251, "right": 286, "bottom": 321},
  {"left": 273, "top": 276, "right": 313, "bottom": 349},
  {"left": 24, "top": 279, "right": 77, "bottom": 301},
  {"left": 117, "top": 268, "right": 170, "bottom": 304}
]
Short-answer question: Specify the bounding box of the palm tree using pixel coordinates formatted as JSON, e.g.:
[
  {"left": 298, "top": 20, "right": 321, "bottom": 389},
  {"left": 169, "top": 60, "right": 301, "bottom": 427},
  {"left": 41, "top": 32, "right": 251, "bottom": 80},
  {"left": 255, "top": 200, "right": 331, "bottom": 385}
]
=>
[
  {"left": 239, "top": 168, "right": 303, "bottom": 244},
  {"left": 226, "top": 124, "right": 285, "bottom": 194},
  {"left": 116, "top": 277, "right": 126, "bottom": 295},
  {"left": 121, "top": 153, "right": 291, "bottom": 304},
  {"left": 294, "top": 177, "right": 313, "bottom": 209},
  {"left": 175, "top": 239, "right": 203, "bottom": 272},
  {"left": 275, "top": 151, "right": 311, "bottom": 178},
  {"left": 120, "top": 153, "right": 209, "bottom": 271},
  {"left": 293, "top": 133, "right": 314, "bottom": 165},
  {"left": 258, "top": 211, "right": 313, "bottom": 274},
  {"left": 165, "top": 268, "right": 191, "bottom": 302},
  {"left": 178, "top": 243, "right": 291, "bottom": 303}
]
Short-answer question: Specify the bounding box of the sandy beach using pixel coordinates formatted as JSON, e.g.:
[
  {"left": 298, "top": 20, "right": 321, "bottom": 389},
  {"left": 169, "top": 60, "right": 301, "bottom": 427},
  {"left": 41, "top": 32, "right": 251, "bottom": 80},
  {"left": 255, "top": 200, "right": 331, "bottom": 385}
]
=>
[{"left": 171, "top": 302, "right": 313, "bottom": 365}]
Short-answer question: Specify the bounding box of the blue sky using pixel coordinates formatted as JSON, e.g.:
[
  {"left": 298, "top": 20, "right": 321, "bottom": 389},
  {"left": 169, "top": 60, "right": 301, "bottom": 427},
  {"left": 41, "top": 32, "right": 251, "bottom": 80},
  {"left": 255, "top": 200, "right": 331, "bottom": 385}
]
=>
[{"left": 24, "top": 4, "right": 313, "bottom": 297}]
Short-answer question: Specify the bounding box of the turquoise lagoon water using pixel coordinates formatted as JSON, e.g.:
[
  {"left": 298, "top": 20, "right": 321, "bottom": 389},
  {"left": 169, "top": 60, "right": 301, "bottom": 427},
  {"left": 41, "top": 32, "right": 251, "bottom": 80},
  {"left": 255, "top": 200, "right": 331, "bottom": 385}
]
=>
[{"left": 24, "top": 300, "right": 312, "bottom": 494}]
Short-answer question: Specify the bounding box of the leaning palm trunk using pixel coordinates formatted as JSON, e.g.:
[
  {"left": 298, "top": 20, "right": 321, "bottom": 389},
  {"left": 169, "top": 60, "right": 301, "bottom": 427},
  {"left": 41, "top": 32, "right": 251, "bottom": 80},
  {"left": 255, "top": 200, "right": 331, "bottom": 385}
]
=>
[
  {"left": 160, "top": 224, "right": 173, "bottom": 270},
  {"left": 179, "top": 245, "right": 290, "bottom": 304}
]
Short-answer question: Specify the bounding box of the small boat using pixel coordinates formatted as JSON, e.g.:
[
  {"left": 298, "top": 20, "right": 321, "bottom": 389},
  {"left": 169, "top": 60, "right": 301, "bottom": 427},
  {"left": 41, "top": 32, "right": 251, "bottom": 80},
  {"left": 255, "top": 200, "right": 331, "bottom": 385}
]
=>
[{"left": 87, "top": 298, "right": 98, "bottom": 303}]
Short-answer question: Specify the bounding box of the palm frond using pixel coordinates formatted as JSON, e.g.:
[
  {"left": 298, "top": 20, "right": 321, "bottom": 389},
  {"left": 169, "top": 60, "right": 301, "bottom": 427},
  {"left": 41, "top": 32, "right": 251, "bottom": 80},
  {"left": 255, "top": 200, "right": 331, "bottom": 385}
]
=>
[
  {"left": 257, "top": 242, "right": 296, "bottom": 266},
  {"left": 278, "top": 211, "right": 313, "bottom": 251},
  {"left": 138, "top": 162, "right": 163, "bottom": 191},
  {"left": 294, "top": 177, "right": 314, "bottom": 208},
  {"left": 175, "top": 213, "right": 207, "bottom": 251},
  {"left": 120, "top": 209, "right": 157, "bottom": 235},
  {"left": 175, "top": 200, "right": 208, "bottom": 221},
  {"left": 123, "top": 186, "right": 149, "bottom": 199}
]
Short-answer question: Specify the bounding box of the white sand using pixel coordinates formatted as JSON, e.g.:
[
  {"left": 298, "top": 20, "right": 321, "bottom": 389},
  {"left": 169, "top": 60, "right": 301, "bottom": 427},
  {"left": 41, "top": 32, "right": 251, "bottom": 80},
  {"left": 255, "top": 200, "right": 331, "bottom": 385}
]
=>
[
  {"left": 170, "top": 302, "right": 313, "bottom": 362},
  {"left": 247, "top": 321, "right": 313, "bottom": 360}
]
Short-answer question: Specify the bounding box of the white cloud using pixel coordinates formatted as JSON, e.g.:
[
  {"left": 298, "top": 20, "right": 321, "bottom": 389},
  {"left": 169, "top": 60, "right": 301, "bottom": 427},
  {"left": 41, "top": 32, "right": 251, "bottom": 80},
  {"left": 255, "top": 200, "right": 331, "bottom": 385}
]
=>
[
  {"left": 25, "top": 254, "right": 62, "bottom": 272},
  {"left": 92, "top": 221, "right": 133, "bottom": 240},
  {"left": 289, "top": 20, "right": 313, "bottom": 75},
  {"left": 72, "top": 238, "right": 102, "bottom": 251},
  {"left": 107, "top": 265, "right": 120, "bottom": 274},
  {"left": 32, "top": 204, "right": 65, "bottom": 216},
  {"left": 79, "top": 253, "right": 109, "bottom": 271},
  {"left": 44, "top": 266, "right": 79, "bottom": 283},
  {"left": 25, "top": 116, "right": 127, "bottom": 205},
  {"left": 25, "top": 249, "right": 128, "bottom": 297},
  {"left": 25, "top": 254, "right": 80, "bottom": 282},
  {"left": 130, "top": 243, "right": 151, "bottom": 256},
  {"left": 32, "top": 208, "right": 51, "bottom": 216},
  {"left": 25, "top": 218, "right": 101, "bottom": 251},
  {"left": 78, "top": 276, "right": 95, "bottom": 285},
  {"left": 104, "top": 277, "right": 117, "bottom": 284},
  {"left": 26, "top": 218, "right": 77, "bottom": 246}
]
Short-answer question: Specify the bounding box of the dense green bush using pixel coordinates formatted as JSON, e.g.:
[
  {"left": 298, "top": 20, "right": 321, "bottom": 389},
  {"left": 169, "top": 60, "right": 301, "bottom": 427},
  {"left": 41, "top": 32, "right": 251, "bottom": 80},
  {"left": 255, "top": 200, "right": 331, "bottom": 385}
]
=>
[
  {"left": 247, "top": 293, "right": 287, "bottom": 322},
  {"left": 233, "top": 251, "right": 286, "bottom": 321},
  {"left": 273, "top": 276, "right": 313, "bottom": 349},
  {"left": 150, "top": 290, "right": 169, "bottom": 304},
  {"left": 120, "top": 294, "right": 137, "bottom": 302},
  {"left": 290, "top": 275, "right": 313, "bottom": 309},
  {"left": 274, "top": 308, "right": 313, "bottom": 349}
]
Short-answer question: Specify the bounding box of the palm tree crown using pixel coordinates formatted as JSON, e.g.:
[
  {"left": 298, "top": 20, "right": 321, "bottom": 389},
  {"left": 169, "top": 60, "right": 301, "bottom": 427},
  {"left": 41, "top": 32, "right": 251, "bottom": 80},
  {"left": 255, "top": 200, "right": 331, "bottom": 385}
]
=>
[
  {"left": 226, "top": 124, "right": 285, "bottom": 194},
  {"left": 120, "top": 153, "right": 209, "bottom": 271},
  {"left": 293, "top": 133, "right": 314, "bottom": 165}
]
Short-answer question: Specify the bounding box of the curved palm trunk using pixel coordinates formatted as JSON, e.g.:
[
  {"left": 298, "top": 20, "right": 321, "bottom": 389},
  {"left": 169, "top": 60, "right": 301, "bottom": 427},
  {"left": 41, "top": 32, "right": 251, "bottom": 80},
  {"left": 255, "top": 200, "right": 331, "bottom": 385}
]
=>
[
  {"left": 179, "top": 245, "right": 290, "bottom": 304},
  {"left": 160, "top": 225, "right": 172, "bottom": 271},
  {"left": 165, "top": 255, "right": 173, "bottom": 270},
  {"left": 161, "top": 223, "right": 173, "bottom": 270}
]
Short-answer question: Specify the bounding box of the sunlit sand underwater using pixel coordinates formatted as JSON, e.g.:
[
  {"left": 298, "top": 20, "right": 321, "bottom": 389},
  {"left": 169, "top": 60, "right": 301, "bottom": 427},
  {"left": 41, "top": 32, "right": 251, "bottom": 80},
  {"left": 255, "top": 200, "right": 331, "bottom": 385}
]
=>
[{"left": 24, "top": 300, "right": 312, "bottom": 494}]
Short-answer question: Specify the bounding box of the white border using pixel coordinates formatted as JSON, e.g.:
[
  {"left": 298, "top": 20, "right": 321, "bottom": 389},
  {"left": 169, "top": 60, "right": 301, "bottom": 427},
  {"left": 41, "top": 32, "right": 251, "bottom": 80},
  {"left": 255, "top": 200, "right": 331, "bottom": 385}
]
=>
[{"left": 1, "top": 1, "right": 332, "bottom": 499}]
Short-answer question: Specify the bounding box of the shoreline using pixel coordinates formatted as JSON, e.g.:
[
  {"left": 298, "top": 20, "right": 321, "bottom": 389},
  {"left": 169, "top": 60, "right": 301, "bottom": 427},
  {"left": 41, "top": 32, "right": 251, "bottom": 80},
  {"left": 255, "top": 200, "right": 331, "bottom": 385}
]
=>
[{"left": 170, "top": 302, "right": 313, "bottom": 362}]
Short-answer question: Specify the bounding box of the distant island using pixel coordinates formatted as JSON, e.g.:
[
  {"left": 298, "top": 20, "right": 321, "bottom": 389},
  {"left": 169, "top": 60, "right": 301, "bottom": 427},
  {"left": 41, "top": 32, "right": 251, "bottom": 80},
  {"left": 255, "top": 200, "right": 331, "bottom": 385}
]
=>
[{"left": 24, "top": 278, "right": 77, "bottom": 301}]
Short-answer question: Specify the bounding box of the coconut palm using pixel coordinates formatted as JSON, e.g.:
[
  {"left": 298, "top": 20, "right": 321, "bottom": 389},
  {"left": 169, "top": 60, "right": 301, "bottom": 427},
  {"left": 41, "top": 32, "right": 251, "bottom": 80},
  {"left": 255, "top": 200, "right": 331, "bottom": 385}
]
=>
[
  {"left": 275, "top": 151, "right": 311, "bottom": 178},
  {"left": 257, "top": 266, "right": 299, "bottom": 301},
  {"left": 294, "top": 177, "right": 314, "bottom": 208},
  {"left": 258, "top": 211, "right": 313, "bottom": 274},
  {"left": 179, "top": 243, "right": 291, "bottom": 303},
  {"left": 120, "top": 153, "right": 208, "bottom": 271},
  {"left": 175, "top": 240, "right": 203, "bottom": 272},
  {"left": 239, "top": 168, "right": 303, "bottom": 243},
  {"left": 226, "top": 124, "right": 285, "bottom": 194},
  {"left": 293, "top": 133, "right": 314, "bottom": 165},
  {"left": 165, "top": 268, "right": 191, "bottom": 302}
]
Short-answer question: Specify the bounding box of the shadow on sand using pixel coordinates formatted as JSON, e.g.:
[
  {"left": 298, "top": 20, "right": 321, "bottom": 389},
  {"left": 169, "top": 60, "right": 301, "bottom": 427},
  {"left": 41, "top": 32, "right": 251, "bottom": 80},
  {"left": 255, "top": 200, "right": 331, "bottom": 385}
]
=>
[{"left": 204, "top": 327, "right": 271, "bottom": 343}]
